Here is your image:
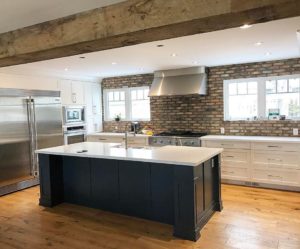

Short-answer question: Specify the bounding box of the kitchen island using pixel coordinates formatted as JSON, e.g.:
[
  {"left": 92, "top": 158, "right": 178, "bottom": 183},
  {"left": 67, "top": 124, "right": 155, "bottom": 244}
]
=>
[{"left": 36, "top": 142, "right": 223, "bottom": 241}]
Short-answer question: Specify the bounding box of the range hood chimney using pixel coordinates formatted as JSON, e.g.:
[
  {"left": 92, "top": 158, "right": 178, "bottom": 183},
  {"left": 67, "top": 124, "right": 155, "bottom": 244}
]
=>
[{"left": 149, "top": 67, "right": 207, "bottom": 97}]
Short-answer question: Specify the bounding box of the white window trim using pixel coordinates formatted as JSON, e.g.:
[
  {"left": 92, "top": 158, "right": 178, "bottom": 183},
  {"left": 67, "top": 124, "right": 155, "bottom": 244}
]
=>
[
  {"left": 104, "top": 86, "right": 150, "bottom": 122},
  {"left": 224, "top": 74, "right": 300, "bottom": 121}
]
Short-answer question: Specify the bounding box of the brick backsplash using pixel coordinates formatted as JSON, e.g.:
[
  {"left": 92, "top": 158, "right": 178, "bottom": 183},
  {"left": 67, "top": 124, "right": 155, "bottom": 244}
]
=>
[{"left": 102, "top": 58, "right": 300, "bottom": 136}]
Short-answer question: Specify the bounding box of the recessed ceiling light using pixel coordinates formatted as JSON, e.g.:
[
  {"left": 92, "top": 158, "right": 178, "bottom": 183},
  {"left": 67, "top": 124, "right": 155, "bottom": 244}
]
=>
[
  {"left": 254, "top": 41, "right": 263, "bottom": 46},
  {"left": 64, "top": 68, "right": 69, "bottom": 71},
  {"left": 139, "top": 68, "right": 144, "bottom": 71},
  {"left": 112, "top": 62, "right": 117, "bottom": 65},
  {"left": 265, "top": 52, "right": 272, "bottom": 56},
  {"left": 171, "top": 53, "right": 177, "bottom": 57},
  {"left": 157, "top": 44, "right": 164, "bottom": 47},
  {"left": 240, "top": 24, "right": 252, "bottom": 29},
  {"left": 193, "top": 61, "right": 199, "bottom": 65}
]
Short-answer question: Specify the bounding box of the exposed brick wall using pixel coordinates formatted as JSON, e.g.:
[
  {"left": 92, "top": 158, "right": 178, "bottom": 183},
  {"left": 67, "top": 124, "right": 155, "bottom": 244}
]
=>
[{"left": 102, "top": 58, "right": 300, "bottom": 136}]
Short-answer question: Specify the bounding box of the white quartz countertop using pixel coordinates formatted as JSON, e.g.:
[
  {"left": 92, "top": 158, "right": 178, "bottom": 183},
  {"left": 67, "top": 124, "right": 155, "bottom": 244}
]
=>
[
  {"left": 87, "top": 132, "right": 151, "bottom": 138},
  {"left": 36, "top": 142, "right": 223, "bottom": 167},
  {"left": 201, "top": 135, "right": 300, "bottom": 143}
]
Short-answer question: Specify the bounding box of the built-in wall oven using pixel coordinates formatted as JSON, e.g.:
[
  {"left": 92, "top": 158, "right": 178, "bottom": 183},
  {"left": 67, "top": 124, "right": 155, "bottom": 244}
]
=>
[
  {"left": 63, "top": 106, "right": 85, "bottom": 124},
  {"left": 63, "top": 106, "right": 86, "bottom": 145},
  {"left": 63, "top": 124, "right": 86, "bottom": 145}
]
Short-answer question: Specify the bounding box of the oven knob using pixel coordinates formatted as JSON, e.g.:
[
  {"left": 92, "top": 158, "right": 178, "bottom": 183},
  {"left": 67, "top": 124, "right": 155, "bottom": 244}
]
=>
[
  {"left": 160, "top": 140, "right": 164, "bottom": 144},
  {"left": 191, "top": 141, "right": 195, "bottom": 145},
  {"left": 168, "top": 140, "right": 172, "bottom": 144}
]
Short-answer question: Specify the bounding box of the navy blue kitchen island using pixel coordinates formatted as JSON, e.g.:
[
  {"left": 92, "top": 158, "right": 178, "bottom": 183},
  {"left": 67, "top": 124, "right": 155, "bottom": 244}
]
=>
[{"left": 37, "top": 142, "right": 223, "bottom": 241}]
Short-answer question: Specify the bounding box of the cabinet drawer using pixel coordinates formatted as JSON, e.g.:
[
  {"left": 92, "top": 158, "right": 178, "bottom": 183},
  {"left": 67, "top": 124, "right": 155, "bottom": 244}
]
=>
[
  {"left": 222, "top": 150, "right": 250, "bottom": 163},
  {"left": 252, "top": 151, "right": 300, "bottom": 170},
  {"left": 87, "top": 136, "right": 123, "bottom": 143},
  {"left": 221, "top": 166, "right": 249, "bottom": 179},
  {"left": 205, "top": 140, "right": 250, "bottom": 149},
  {"left": 253, "top": 169, "right": 300, "bottom": 186},
  {"left": 252, "top": 142, "right": 300, "bottom": 152},
  {"left": 253, "top": 169, "right": 283, "bottom": 183}
]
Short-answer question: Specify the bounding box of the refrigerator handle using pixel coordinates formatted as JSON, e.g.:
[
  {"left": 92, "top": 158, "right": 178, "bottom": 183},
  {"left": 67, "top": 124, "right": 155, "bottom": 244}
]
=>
[
  {"left": 31, "top": 99, "right": 39, "bottom": 176},
  {"left": 26, "top": 98, "right": 35, "bottom": 176}
]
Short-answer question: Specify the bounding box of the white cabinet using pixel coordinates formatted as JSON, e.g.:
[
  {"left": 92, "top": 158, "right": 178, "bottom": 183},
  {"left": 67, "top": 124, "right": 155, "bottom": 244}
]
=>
[
  {"left": 87, "top": 133, "right": 149, "bottom": 146},
  {"left": 59, "top": 80, "right": 85, "bottom": 105},
  {"left": 59, "top": 80, "right": 102, "bottom": 134},
  {"left": 84, "top": 83, "right": 102, "bottom": 134},
  {"left": 202, "top": 136, "right": 300, "bottom": 190}
]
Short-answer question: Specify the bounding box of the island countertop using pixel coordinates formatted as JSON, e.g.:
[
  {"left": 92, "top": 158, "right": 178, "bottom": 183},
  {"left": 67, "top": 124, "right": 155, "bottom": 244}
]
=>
[{"left": 36, "top": 142, "right": 223, "bottom": 167}]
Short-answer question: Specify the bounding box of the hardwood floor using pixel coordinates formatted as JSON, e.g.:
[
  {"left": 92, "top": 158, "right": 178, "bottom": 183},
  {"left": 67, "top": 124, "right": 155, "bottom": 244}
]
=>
[{"left": 0, "top": 184, "right": 299, "bottom": 249}]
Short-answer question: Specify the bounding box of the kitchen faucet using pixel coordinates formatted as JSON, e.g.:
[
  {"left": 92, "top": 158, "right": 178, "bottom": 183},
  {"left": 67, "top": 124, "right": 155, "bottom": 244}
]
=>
[{"left": 124, "top": 131, "right": 136, "bottom": 149}]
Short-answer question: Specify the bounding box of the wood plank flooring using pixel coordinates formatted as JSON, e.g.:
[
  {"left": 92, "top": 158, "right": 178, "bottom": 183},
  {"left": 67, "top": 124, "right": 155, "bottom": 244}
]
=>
[{"left": 0, "top": 184, "right": 299, "bottom": 249}]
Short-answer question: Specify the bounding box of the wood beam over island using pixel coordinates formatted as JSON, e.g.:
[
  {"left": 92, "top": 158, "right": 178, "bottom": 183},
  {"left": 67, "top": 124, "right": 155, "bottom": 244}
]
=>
[
  {"left": 36, "top": 142, "right": 223, "bottom": 241},
  {"left": 1, "top": 0, "right": 300, "bottom": 67}
]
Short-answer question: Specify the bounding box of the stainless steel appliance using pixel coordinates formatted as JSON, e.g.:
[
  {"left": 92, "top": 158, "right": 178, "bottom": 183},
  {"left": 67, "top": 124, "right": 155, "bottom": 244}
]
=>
[
  {"left": 149, "top": 67, "right": 207, "bottom": 97},
  {"left": 0, "top": 89, "right": 63, "bottom": 196},
  {"left": 63, "top": 124, "right": 86, "bottom": 145},
  {"left": 149, "top": 131, "right": 207, "bottom": 147},
  {"left": 63, "top": 106, "right": 85, "bottom": 124}
]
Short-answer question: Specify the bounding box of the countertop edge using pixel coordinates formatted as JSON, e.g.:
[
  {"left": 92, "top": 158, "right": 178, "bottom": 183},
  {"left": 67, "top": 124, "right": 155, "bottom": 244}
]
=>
[
  {"left": 36, "top": 147, "right": 223, "bottom": 167},
  {"left": 200, "top": 135, "right": 300, "bottom": 143}
]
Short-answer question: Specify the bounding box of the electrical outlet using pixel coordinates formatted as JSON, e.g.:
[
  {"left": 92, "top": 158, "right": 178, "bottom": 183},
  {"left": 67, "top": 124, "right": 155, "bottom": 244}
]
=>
[
  {"left": 220, "top": 127, "right": 225, "bottom": 134},
  {"left": 293, "top": 128, "right": 299, "bottom": 136}
]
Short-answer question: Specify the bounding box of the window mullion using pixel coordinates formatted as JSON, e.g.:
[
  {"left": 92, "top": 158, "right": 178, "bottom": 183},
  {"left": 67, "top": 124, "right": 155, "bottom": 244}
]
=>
[
  {"left": 258, "top": 78, "right": 266, "bottom": 119},
  {"left": 125, "top": 88, "right": 131, "bottom": 121}
]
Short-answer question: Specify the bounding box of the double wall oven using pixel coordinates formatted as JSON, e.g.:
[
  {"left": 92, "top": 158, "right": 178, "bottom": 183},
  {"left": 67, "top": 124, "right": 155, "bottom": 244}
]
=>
[{"left": 63, "top": 106, "right": 87, "bottom": 145}]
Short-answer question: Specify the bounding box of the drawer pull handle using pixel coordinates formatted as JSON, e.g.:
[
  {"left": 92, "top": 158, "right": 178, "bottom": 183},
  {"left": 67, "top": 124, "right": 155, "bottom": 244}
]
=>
[
  {"left": 98, "top": 138, "right": 107, "bottom": 141},
  {"left": 268, "top": 158, "right": 282, "bottom": 162},
  {"left": 221, "top": 144, "right": 233, "bottom": 146},
  {"left": 267, "top": 146, "right": 280, "bottom": 148},
  {"left": 225, "top": 156, "right": 234, "bottom": 158},
  {"left": 223, "top": 171, "right": 234, "bottom": 174},
  {"left": 268, "top": 175, "right": 281, "bottom": 178}
]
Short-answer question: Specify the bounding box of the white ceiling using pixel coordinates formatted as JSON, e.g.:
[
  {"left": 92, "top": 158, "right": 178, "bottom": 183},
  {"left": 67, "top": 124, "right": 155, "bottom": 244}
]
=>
[
  {"left": 0, "top": 15, "right": 300, "bottom": 81},
  {"left": 0, "top": 0, "right": 125, "bottom": 34}
]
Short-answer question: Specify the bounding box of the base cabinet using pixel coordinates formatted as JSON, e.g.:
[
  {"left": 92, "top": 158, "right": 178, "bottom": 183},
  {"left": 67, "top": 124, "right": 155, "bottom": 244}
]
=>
[
  {"left": 39, "top": 154, "right": 222, "bottom": 242},
  {"left": 202, "top": 138, "right": 300, "bottom": 191}
]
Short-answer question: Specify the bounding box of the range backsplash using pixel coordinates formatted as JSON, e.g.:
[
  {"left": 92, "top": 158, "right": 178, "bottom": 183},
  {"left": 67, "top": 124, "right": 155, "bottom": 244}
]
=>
[{"left": 102, "top": 58, "right": 300, "bottom": 136}]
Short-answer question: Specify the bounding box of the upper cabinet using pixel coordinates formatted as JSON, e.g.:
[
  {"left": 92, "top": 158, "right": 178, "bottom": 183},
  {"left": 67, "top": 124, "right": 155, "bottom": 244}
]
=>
[{"left": 59, "top": 80, "right": 85, "bottom": 105}]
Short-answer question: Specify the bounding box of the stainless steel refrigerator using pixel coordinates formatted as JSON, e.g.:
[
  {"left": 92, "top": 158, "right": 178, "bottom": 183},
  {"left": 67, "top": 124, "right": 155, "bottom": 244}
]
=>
[{"left": 0, "top": 89, "right": 63, "bottom": 196}]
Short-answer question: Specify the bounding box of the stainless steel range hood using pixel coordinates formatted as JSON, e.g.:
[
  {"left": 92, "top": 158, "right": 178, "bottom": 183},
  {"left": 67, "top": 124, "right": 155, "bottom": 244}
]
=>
[{"left": 149, "top": 67, "right": 207, "bottom": 97}]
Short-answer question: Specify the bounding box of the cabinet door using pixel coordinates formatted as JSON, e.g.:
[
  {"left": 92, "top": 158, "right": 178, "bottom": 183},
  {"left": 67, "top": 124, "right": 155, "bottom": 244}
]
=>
[
  {"left": 118, "top": 161, "right": 151, "bottom": 219},
  {"left": 84, "top": 83, "right": 93, "bottom": 117},
  {"left": 59, "top": 80, "right": 72, "bottom": 105},
  {"left": 90, "top": 159, "right": 119, "bottom": 211},
  {"left": 204, "top": 160, "right": 214, "bottom": 210},
  {"left": 150, "top": 164, "right": 174, "bottom": 224},
  {"left": 92, "top": 84, "right": 102, "bottom": 115},
  {"left": 71, "top": 81, "right": 85, "bottom": 105},
  {"left": 63, "top": 157, "right": 91, "bottom": 206}
]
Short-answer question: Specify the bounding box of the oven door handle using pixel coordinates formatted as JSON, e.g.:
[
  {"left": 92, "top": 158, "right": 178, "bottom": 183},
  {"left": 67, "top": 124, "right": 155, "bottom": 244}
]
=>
[{"left": 65, "top": 131, "right": 86, "bottom": 136}]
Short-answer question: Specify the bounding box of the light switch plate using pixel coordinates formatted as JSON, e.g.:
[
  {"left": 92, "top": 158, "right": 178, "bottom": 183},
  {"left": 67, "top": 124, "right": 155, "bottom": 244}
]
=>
[
  {"left": 220, "top": 127, "right": 225, "bottom": 134},
  {"left": 293, "top": 128, "right": 299, "bottom": 136}
]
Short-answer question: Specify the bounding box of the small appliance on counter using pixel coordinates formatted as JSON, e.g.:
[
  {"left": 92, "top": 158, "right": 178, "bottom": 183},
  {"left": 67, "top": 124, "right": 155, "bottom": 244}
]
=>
[{"left": 131, "top": 122, "right": 141, "bottom": 134}]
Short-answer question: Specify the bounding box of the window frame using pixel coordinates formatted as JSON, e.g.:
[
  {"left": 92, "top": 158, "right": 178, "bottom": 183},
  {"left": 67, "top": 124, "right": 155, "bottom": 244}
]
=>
[
  {"left": 224, "top": 74, "right": 300, "bottom": 121},
  {"left": 104, "top": 86, "right": 150, "bottom": 121}
]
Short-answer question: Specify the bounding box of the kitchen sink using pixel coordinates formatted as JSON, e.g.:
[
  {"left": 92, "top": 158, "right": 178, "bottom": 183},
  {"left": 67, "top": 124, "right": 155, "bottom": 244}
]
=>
[{"left": 111, "top": 145, "right": 151, "bottom": 149}]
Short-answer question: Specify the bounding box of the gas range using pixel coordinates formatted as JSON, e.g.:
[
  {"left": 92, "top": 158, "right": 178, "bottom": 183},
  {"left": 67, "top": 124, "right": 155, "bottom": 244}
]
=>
[{"left": 149, "top": 131, "right": 207, "bottom": 147}]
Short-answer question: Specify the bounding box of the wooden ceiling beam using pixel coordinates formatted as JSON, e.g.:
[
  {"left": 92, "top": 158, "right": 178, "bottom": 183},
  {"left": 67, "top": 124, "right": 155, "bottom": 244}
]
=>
[{"left": 0, "top": 0, "right": 299, "bottom": 67}]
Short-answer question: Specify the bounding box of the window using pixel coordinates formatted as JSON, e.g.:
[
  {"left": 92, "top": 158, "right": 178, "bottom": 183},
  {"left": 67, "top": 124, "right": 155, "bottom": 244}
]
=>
[
  {"left": 104, "top": 87, "right": 150, "bottom": 121},
  {"left": 224, "top": 75, "right": 300, "bottom": 120},
  {"left": 130, "top": 88, "right": 150, "bottom": 120}
]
